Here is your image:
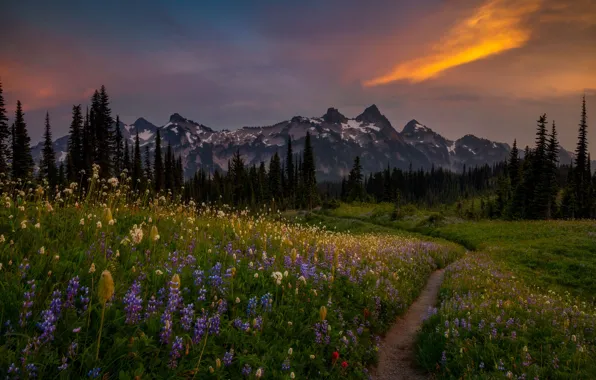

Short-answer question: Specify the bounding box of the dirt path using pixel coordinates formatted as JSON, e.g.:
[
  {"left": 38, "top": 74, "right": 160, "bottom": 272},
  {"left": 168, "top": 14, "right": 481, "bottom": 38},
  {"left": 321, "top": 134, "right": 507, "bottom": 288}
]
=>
[{"left": 373, "top": 269, "right": 445, "bottom": 380}]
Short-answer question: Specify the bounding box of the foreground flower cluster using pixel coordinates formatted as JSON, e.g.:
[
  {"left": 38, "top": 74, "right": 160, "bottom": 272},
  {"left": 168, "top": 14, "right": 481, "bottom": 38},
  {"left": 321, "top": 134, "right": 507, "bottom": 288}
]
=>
[
  {"left": 417, "top": 254, "right": 596, "bottom": 379},
  {"left": 0, "top": 180, "right": 462, "bottom": 379}
]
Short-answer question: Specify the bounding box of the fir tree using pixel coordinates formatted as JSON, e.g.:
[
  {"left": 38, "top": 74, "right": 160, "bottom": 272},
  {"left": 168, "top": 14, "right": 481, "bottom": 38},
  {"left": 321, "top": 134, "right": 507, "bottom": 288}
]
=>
[
  {"left": 114, "top": 115, "right": 123, "bottom": 175},
  {"left": 132, "top": 132, "right": 142, "bottom": 189},
  {"left": 574, "top": 95, "right": 590, "bottom": 218},
  {"left": 0, "top": 80, "right": 9, "bottom": 175},
  {"left": 529, "top": 114, "right": 549, "bottom": 219},
  {"left": 285, "top": 137, "right": 294, "bottom": 201},
  {"left": 302, "top": 132, "right": 318, "bottom": 209},
  {"left": 508, "top": 139, "right": 520, "bottom": 190},
  {"left": 11, "top": 101, "right": 34, "bottom": 180},
  {"left": 546, "top": 121, "right": 560, "bottom": 218},
  {"left": 67, "top": 105, "right": 83, "bottom": 181},
  {"left": 165, "top": 143, "right": 174, "bottom": 192},
  {"left": 154, "top": 130, "right": 164, "bottom": 192},
  {"left": 348, "top": 156, "right": 364, "bottom": 201},
  {"left": 82, "top": 106, "right": 93, "bottom": 175},
  {"left": 230, "top": 149, "right": 245, "bottom": 206},
  {"left": 144, "top": 145, "right": 152, "bottom": 186},
  {"left": 41, "top": 112, "right": 58, "bottom": 187},
  {"left": 268, "top": 152, "right": 282, "bottom": 204},
  {"left": 123, "top": 140, "right": 131, "bottom": 175}
]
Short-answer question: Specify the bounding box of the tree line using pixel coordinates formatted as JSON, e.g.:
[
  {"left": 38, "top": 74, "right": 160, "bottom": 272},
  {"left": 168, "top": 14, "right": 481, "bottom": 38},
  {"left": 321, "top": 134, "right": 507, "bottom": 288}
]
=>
[{"left": 0, "top": 79, "right": 593, "bottom": 218}]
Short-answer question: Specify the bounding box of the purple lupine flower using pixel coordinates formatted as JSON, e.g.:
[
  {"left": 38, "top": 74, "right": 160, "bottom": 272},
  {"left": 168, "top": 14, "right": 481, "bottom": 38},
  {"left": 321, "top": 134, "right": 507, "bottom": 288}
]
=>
[
  {"left": 260, "top": 293, "right": 272, "bottom": 312},
  {"left": 65, "top": 276, "right": 80, "bottom": 309},
  {"left": 123, "top": 281, "right": 143, "bottom": 324},
  {"left": 68, "top": 341, "right": 78, "bottom": 357},
  {"left": 242, "top": 364, "right": 252, "bottom": 377},
  {"left": 253, "top": 316, "right": 263, "bottom": 331},
  {"left": 247, "top": 297, "right": 257, "bottom": 317},
  {"left": 180, "top": 303, "right": 195, "bottom": 331},
  {"left": 217, "top": 299, "right": 228, "bottom": 314},
  {"left": 314, "top": 320, "right": 331, "bottom": 345},
  {"left": 8, "top": 363, "right": 19, "bottom": 375},
  {"left": 145, "top": 295, "right": 158, "bottom": 320},
  {"left": 441, "top": 351, "right": 447, "bottom": 366},
  {"left": 58, "top": 356, "right": 68, "bottom": 371},
  {"left": 223, "top": 350, "right": 234, "bottom": 366},
  {"left": 168, "top": 336, "right": 184, "bottom": 369},
  {"left": 193, "top": 269, "right": 204, "bottom": 287},
  {"left": 38, "top": 290, "right": 62, "bottom": 343},
  {"left": 209, "top": 314, "right": 220, "bottom": 335},
  {"left": 166, "top": 281, "right": 182, "bottom": 313},
  {"left": 78, "top": 286, "right": 90, "bottom": 315},
  {"left": 282, "top": 358, "right": 291, "bottom": 371},
  {"left": 197, "top": 286, "right": 207, "bottom": 302},
  {"left": 26, "top": 363, "right": 38, "bottom": 378},
  {"left": 193, "top": 314, "right": 208, "bottom": 344},
  {"left": 209, "top": 262, "right": 223, "bottom": 290},
  {"left": 88, "top": 367, "right": 101, "bottom": 378},
  {"left": 20, "top": 280, "right": 36, "bottom": 327},
  {"left": 160, "top": 311, "right": 173, "bottom": 344}
]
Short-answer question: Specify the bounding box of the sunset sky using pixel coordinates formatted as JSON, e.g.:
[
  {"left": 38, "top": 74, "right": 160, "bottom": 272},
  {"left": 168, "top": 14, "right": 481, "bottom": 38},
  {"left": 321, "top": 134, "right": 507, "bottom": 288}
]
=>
[{"left": 1, "top": 0, "right": 595, "bottom": 153}]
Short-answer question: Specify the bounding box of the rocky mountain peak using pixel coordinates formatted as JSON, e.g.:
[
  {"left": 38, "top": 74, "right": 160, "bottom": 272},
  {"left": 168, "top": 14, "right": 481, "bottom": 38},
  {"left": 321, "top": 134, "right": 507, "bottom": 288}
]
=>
[
  {"left": 356, "top": 104, "right": 384, "bottom": 124},
  {"left": 402, "top": 119, "right": 428, "bottom": 134},
  {"left": 322, "top": 107, "right": 348, "bottom": 124},
  {"left": 169, "top": 113, "right": 187, "bottom": 124}
]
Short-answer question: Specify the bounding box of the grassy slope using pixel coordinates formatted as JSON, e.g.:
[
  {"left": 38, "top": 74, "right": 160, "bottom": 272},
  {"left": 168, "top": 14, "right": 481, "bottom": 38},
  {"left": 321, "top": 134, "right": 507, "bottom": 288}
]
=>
[{"left": 316, "top": 203, "right": 596, "bottom": 301}]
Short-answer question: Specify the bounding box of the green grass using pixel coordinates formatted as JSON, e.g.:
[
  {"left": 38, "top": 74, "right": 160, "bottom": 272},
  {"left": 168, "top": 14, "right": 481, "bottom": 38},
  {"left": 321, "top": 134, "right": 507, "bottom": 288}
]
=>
[
  {"left": 318, "top": 202, "right": 596, "bottom": 301},
  {"left": 428, "top": 220, "right": 596, "bottom": 301}
]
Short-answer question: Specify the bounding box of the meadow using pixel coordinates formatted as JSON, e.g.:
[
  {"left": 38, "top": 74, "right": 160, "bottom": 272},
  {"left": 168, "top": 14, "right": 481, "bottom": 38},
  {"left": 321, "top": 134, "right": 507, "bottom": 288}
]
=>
[
  {"left": 0, "top": 170, "right": 463, "bottom": 379},
  {"left": 307, "top": 202, "right": 596, "bottom": 378}
]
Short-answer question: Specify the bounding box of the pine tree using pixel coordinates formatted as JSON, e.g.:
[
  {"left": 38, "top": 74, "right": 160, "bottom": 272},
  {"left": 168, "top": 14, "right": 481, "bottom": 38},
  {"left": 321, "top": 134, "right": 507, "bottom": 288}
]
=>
[
  {"left": 529, "top": 114, "right": 549, "bottom": 219},
  {"left": 268, "top": 152, "right": 282, "bottom": 205},
  {"left": 302, "top": 132, "right": 318, "bottom": 209},
  {"left": 154, "top": 129, "right": 164, "bottom": 192},
  {"left": 546, "top": 121, "right": 560, "bottom": 218},
  {"left": 123, "top": 140, "right": 131, "bottom": 176},
  {"left": 574, "top": 95, "right": 590, "bottom": 218},
  {"left": 41, "top": 112, "right": 58, "bottom": 187},
  {"left": 508, "top": 139, "right": 520, "bottom": 190},
  {"left": 348, "top": 156, "right": 364, "bottom": 201},
  {"left": 144, "top": 145, "right": 152, "bottom": 187},
  {"left": 165, "top": 143, "right": 174, "bottom": 192},
  {"left": 132, "top": 132, "right": 142, "bottom": 189},
  {"left": 67, "top": 105, "right": 83, "bottom": 181},
  {"left": 114, "top": 115, "right": 123, "bottom": 175},
  {"left": 0, "top": 80, "right": 9, "bottom": 175},
  {"left": 82, "top": 106, "right": 93, "bottom": 175},
  {"left": 11, "top": 101, "right": 34, "bottom": 180},
  {"left": 97, "top": 86, "right": 113, "bottom": 176},
  {"left": 285, "top": 137, "right": 294, "bottom": 202},
  {"left": 230, "top": 149, "right": 245, "bottom": 206}
]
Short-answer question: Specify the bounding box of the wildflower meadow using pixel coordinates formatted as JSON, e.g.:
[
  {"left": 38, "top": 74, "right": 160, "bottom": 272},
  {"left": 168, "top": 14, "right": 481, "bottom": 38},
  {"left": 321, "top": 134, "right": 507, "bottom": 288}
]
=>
[{"left": 0, "top": 167, "right": 463, "bottom": 379}]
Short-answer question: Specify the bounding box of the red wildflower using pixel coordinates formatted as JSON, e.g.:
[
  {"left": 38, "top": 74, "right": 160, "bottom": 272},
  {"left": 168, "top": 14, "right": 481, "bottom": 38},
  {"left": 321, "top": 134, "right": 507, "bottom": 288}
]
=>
[
  {"left": 341, "top": 361, "right": 348, "bottom": 368},
  {"left": 331, "top": 351, "right": 340, "bottom": 363},
  {"left": 363, "top": 308, "right": 370, "bottom": 319}
]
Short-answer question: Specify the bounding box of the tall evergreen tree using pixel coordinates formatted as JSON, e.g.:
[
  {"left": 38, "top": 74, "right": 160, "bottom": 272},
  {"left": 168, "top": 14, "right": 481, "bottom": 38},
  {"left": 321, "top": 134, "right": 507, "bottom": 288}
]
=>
[
  {"left": 123, "top": 140, "right": 131, "bottom": 176},
  {"left": 82, "top": 106, "right": 93, "bottom": 175},
  {"left": 285, "top": 137, "right": 294, "bottom": 200},
  {"left": 41, "top": 112, "right": 58, "bottom": 187},
  {"left": 132, "top": 132, "right": 142, "bottom": 189},
  {"left": 230, "top": 149, "right": 246, "bottom": 206},
  {"left": 67, "top": 105, "right": 83, "bottom": 181},
  {"left": 114, "top": 115, "right": 123, "bottom": 175},
  {"left": 11, "top": 101, "right": 34, "bottom": 180},
  {"left": 154, "top": 129, "right": 164, "bottom": 192},
  {"left": 301, "top": 132, "right": 318, "bottom": 209},
  {"left": 546, "top": 121, "right": 560, "bottom": 218},
  {"left": 165, "top": 143, "right": 174, "bottom": 192},
  {"left": 348, "top": 156, "right": 364, "bottom": 201},
  {"left": 144, "top": 145, "right": 152, "bottom": 186},
  {"left": 268, "top": 152, "right": 282, "bottom": 204},
  {"left": 574, "top": 95, "right": 590, "bottom": 218},
  {"left": 529, "top": 114, "right": 549, "bottom": 219},
  {"left": 0, "top": 80, "right": 9, "bottom": 175},
  {"left": 508, "top": 139, "right": 520, "bottom": 190}
]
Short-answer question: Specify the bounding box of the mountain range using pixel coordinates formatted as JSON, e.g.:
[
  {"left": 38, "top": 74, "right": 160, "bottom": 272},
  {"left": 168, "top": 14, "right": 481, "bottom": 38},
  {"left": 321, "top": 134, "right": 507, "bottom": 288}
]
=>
[{"left": 33, "top": 105, "right": 578, "bottom": 181}]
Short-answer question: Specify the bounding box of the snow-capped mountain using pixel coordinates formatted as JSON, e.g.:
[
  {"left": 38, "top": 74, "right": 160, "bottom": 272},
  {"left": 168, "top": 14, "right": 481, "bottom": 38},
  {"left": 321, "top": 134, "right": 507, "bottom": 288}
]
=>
[{"left": 33, "top": 104, "right": 577, "bottom": 180}]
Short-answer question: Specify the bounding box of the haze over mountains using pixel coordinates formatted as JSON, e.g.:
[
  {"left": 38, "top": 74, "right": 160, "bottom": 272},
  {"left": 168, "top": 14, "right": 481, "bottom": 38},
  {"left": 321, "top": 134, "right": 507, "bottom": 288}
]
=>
[{"left": 33, "top": 105, "right": 577, "bottom": 181}]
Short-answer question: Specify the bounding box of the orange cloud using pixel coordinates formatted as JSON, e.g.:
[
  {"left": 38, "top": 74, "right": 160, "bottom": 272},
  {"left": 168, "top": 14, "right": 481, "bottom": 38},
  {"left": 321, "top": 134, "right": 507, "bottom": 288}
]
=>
[{"left": 363, "top": 0, "right": 542, "bottom": 86}]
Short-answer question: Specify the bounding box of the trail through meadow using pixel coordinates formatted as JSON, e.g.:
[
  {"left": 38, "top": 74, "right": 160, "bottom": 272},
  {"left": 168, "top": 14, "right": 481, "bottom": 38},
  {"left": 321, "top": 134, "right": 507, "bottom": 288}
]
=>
[{"left": 373, "top": 269, "right": 445, "bottom": 380}]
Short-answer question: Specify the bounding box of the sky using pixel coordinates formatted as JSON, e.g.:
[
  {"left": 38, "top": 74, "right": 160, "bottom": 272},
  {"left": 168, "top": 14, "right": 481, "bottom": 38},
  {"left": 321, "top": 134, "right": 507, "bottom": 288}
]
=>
[{"left": 1, "top": 0, "right": 595, "bottom": 154}]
